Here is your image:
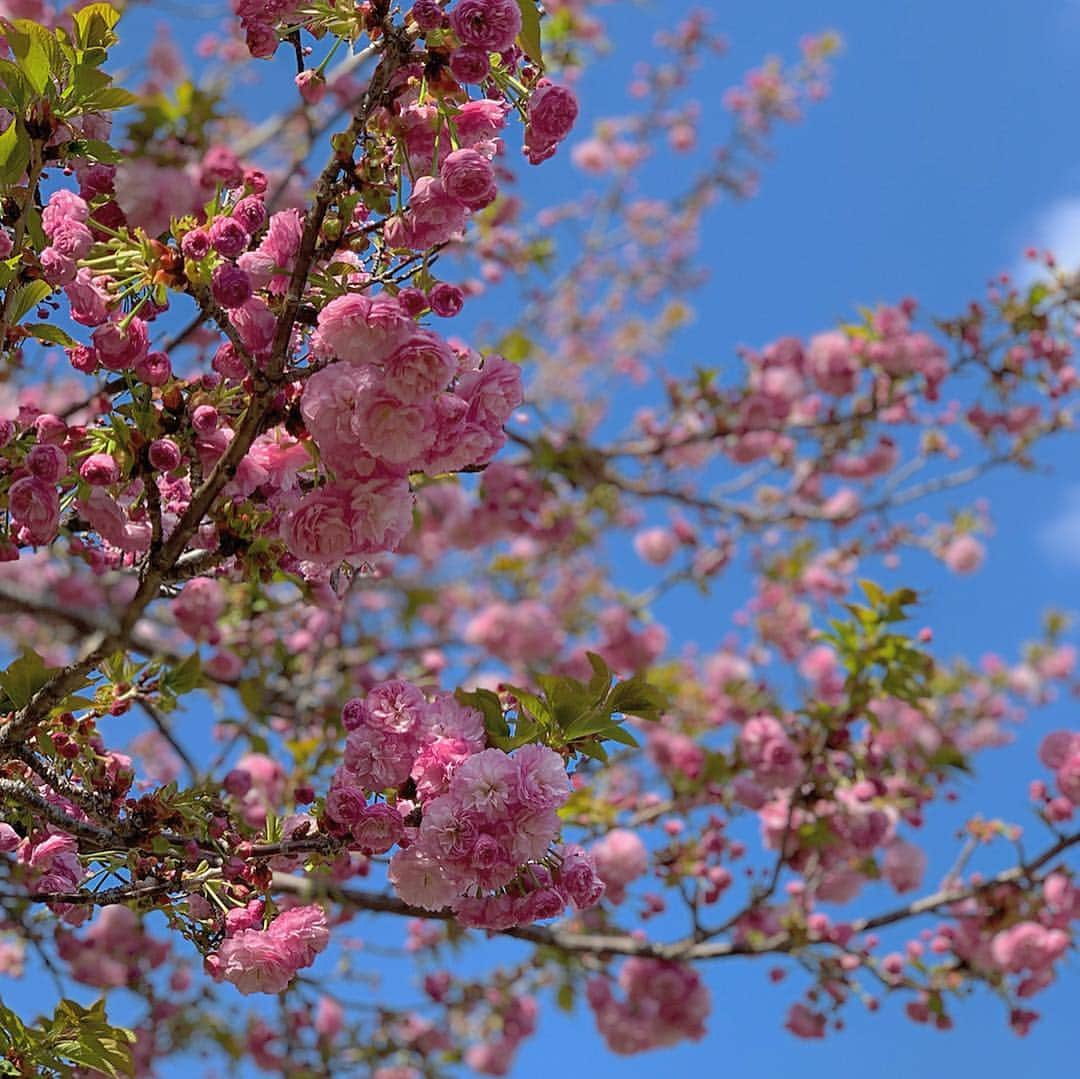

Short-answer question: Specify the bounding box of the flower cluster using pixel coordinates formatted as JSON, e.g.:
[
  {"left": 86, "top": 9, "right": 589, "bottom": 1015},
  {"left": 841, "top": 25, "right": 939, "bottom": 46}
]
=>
[
  {"left": 293, "top": 301, "right": 521, "bottom": 565},
  {"left": 587, "top": 959, "right": 710, "bottom": 1054},
  {"left": 56, "top": 905, "right": 170, "bottom": 989},
  {"left": 209, "top": 903, "right": 329, "bottom": 995},
  {"left": 322, "top": 680, "right": 604, "bottom": 926}
]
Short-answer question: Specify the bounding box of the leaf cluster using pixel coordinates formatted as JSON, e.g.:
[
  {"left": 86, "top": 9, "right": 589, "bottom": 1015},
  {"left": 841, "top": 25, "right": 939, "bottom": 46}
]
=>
[
  {"left": 456, "top": 652, "right": 667, "bottom": 761},
  {"left": 0, "top": 4, "right": 135, "bottom": 184},
  {"left": 0, "top": 997, "right": 134, "bottom": 1078}
]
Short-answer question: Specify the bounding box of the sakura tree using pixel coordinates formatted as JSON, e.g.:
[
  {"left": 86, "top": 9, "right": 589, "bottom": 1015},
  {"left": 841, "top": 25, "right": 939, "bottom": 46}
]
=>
[{"left": 0, "top": 0, "right": 1074, "bottom": 1075}]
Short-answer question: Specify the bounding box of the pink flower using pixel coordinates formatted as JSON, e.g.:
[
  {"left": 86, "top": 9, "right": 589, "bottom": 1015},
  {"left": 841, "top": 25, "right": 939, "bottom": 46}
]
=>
[
  {"left": 79, "top": 453, "right": 120, "bottom": 487},
  {"left": 785, "top": 1003, "right": 827, "bottom": 1039},
  {"left": 229, "top": 297, "right": 276, "bottom": 353},
  {"left": 239, "top": 209, "right": 302, "bottom": 293},
  {"left": 464, "top": 600, "right": 565, "bottom": 664},
  {"left": 456, "top": 355, "right": 523, "bottom": 426},
  {"left": 217, "top": 930, "right": 296, "bottom": 995},
  {"left": 450, "top": 46, "right": 490, "bottom": 84},
  {"left": 1038, "top": 730, "right": 1080, "bottom": 770},
  {"left": 449, "top": 0, "right": 522, "bottom": 53},
  {"left": 114, "top": 160, "right": 199, "bottom": 237},
  {"left": 42, "top": 189, "right": 88, "bottom": 234},
  {"left": 24, "top": 445, "right": 62, "bottom": 481},
  {"left": 41, "top": 248, "right": 76, "bottom": 285},
  {"left": 943, "top": 534, "right": 984, "bottom": 574},
  {"left": 301, "top": 362, "right": 383, "bottom": 460},
  {"left": 314, "top": 294, "right": 412, "bottom": 363},
  {"left": 739, "top": 714, "right": 802, "bottom": 789},
  {"left": 515, "top": 744, "right": 570, "bottom": 810},
  {"left": 8, "top": 476, "right": 60, "bottom": 545},
  {"left": 389, "top": 846, "right": 461, "bottom": 910},
  {"left": 282, "top": 484, "right": 361, "bottom": 564},
  {"left": 633, "top": 526, "right": 678, "bottom": 565},
  {"left": 411, "top": 737, "right": 472, "bottom": 801},
  {"left": 93, "top": 317, "right": 149, "bottom": 372},
  {"left": 1056, "top": 753, "right": 1080, "bottom": 805},
  {"left": 991, "top": 921, "right": 1069, "bottom": 973},
  {"left": 526, "top": 80, "right": 579, "bottom": 145},
  {"left": 314, "top": 996, "right": 344, "bottom": 1040},
  {"left": 354, "top": 391, "right": 436, "bottom": 465},
  {"left": 358, "top": 680, "right": 428, "bottom": 736},
  {"left": 882, "top": 838, "right": 927, "bottom": 894},
  {"left": 404, "top": 177, "right": 467, "bottom": 250},
  {"left": 351, "top": 803, "right": 405, "bottom": 853},
  {"left": 588, "top": 959, "right": 710, "bottom": 1053},
  {"left": 556, "top": 845, "right": 606, "bottom": 909},
  {"left": 28, "top": 833, "right": 77, "bottom": 870},
  {"left": 65, "top": 269, "right": 110, "bottom": 326},
  {"left": 454, "top": 748, "right": 519, "bottom": 814},
  {"left": 424, "top": 692, "right": 486, "bottom": 748},
  {"left": 455, "top": 99, "right": 509, "bottom": 146},
  {"left": 174, "top": 577, "right": 226, "bottom": 640},
  {"left": 347, "top": 477, "right": 414, "bottom": 554},
  {"left": 271, "top": 905, "right": 329, "bottom": 968},
  {"left": 440, "top": 148, "right": 498, "bottom": 210},
  {"left": 210, "top": 217, "right": 248, "bottom": 258},
  {"left": 232, "top": 196, "right": 267, "bottom": 235},
  {"left": 325, "top": 782, "right": 367, "bottom": 827},
  {"left": 49, "top": 219, "right": 93, "bottom": 259},
  {"left": 212, "top": 264, "right": 253, "bottom": 308},
  {"left": 429, "top": 282, "right": 464, "bottom": 318},
  {"left": 806, "top": 330, "right": 859, "bottom": 395},
  {"left": 590, "top": 829, "right": 648, "bottom": 903}
]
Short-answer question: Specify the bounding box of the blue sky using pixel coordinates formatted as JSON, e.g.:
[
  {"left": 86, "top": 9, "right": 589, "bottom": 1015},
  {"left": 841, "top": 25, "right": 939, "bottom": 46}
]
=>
[{"left": 13, "top": 1, "right": 1080, "bottom": 1075}]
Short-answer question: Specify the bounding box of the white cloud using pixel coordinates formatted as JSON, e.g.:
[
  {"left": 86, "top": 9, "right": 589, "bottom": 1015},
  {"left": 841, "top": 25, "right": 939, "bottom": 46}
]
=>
[
  {"left": 1014, "top": 197, "right": 1080, "bottom": 284},
  {"left": 1040, "top": 486, "right": 1080, "bottom": 568}
]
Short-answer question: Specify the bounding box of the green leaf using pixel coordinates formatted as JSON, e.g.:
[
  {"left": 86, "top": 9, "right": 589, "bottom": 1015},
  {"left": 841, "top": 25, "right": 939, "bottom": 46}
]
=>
[
  {"left": 577, "top": 739, "right": 608, "bottom": 763},
  {"left": 608, "top": 675, "right": 667, "bottom": 722},
  {"left": 0, "top": 59, "right": 32, "bottom": 112},
  {"left": 72, "top": 3, "right": 121, "bottom": 50},
  {"left": 514, "top": 0, "right": 543, "bottom": 66},
  {"left": 165, "top": 652, "right": 202, "bottom": 695},
  {"left": 0, "top": 257, "right": 20, "bottom": 289},
  {"left": 504, "top": 683, "right": 550, "bottom": 726},
  {"left": 81, "top": 85, "right": 138, "bottom": 112},
  {"left": 562, "top": 709, "right": 615, "bottom": 741},
  {"left": 0, "top": 119, "right": 29, "bottom": 186},
  {"left": 72, "top": 63, "right": 110, "bottom": 99},
  {"left": 602, "top": 724, "right": 640, "bottom": 748},
  {"left": 40, "top": 998, "right": 135, "bottom": 1078},
  {"left": 238, "top": 678, "right": 265, "bottom": 715},
  {"left": 0, "top": 649, "right": 58, "bottom": 709},
  {"left": 927, "top": 744, "right": 973, "bottom": 775},
  {"left": 0, "top": 1001, "right": 26, "bottom": 1051},
  {"left": 495, "top": 328, "right": 533, "bottom": 363},
  {"left": 4, "top": 19, "right": 54, "bottom": 97},
  {"left": 859, "top": 579, "right": 885, "bottom": 607},
  {"left": 584, "top": 651, "right": 613, "bottom": 702},
  {"left": 24, "top": 205, "right": 44, "bottom": 250},
  {"left": 456, "top": 687, "right": 509, "bottom": 746},
  {"left": 8, "top": 280, "right": 52, "bottom": 324},
  {"left": 24, "top": 322, "right": 77, "bottom": 347}
]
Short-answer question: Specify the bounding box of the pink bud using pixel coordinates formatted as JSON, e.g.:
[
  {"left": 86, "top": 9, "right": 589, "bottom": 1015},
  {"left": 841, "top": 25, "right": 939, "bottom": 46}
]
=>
[
  {"left": 295, "top": 70, "right": 327, "bottom": 105},
  {"left": 149, "top": 438, "right": 182, "bottom": 472},
  {"left": 80, "top": 452, "right": 120, "bottom": 487}
]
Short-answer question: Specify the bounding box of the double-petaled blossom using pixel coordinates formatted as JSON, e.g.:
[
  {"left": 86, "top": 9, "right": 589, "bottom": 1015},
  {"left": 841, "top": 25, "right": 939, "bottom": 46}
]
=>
[{"left": 213, "top": 904, "right": 329, "bottom": 995}]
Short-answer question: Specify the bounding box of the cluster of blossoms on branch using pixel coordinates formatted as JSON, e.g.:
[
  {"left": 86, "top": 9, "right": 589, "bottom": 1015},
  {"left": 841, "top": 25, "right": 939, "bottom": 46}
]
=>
[
  {"left": 325, "top": 679, "right": 604, "bottom": 928},
  {"left": 0, "top": 1, "right": 1075, "bottom": 1077}
]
